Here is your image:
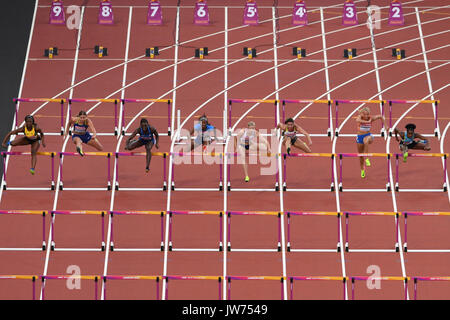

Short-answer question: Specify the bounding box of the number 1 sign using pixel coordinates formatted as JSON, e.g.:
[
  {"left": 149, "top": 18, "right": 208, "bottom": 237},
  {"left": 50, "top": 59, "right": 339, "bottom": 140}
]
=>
[
  {"left": 243, "top": 0, "right": 259, "bottom": 26},
  {"left": 292, "top": 0, "right": 308, "bottom": 26},
  {"left": 389, "top": 0, "right": 404, "bottom": 26},
  {"left": 147, "top": 0, "right": 163, "bottom": 25},
  {"left": 98, "top": 1, "right": 114, "bottom": 25},
  {"left": 342, "top": 0, "right": 358, "bottom": 26},
  {"left": 194, "top": 0, "right": 210, "bottom": 25},
  {"left": 50, "top": 0, "right": 65, "bottom": 25}
]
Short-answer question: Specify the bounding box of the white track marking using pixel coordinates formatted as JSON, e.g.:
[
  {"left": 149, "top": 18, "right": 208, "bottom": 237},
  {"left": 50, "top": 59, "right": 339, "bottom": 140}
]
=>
[
  {"left": 40, "top": 5, "right": 85, "bottom": 300},
  {"left": 320, "top": 8, "right": 333, "bottom": 138},
  {"left": 222, "top": 6, "right": 228, "bottom": 300},
  {"left": 170, "top": 7, "right": 180, "bottom": 135},
  {"left": 416, "top": 7, "right": 440, "bottom": 138},
  {"left": 100, "top": 7, "right": 133, "bottom": 300}
]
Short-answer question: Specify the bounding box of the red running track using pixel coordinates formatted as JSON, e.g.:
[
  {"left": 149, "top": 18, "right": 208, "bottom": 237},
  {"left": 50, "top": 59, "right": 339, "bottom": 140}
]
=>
[{"left": 0, "top": 0, "right": 449, "bottom": 300}]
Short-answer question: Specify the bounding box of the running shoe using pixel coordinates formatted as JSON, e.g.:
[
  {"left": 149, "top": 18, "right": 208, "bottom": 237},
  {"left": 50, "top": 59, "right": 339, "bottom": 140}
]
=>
[
  {"left": 287, "top": 147, "right": 291, "bottom": 155},
  {"left": 30, "top": 168, "right": 35, "bottom": 175},
  {"left": 403, "top": 152, "right": 408, "bottom": 163},
  {"left": 365, "top": 158, "right": 371, "bottom": 167},
  {"left": 146, "top": 167, "right": 150, "bottom": 173},
  {"left": 76, "top": 146, "right": 84, "bottom": 156},
  {"left": 361, "top": 169, "right": 365, "bottom": 178},
  {"left": 245, "top": 176, "right": 250, "bottom": 182}
]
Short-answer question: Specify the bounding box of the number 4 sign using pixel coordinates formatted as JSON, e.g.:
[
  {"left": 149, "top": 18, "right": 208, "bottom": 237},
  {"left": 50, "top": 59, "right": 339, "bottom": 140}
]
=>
[
  {"left": 389, "top": 0, "right": 404, "bottom": 26},
  {"left": 292, "top": 0, "right": 308, "bottom": 26},
  {"left": 147, "top": 0, "right": 163, "bottom": 25},
  {"left": 194, "top": 0, "right": 209, "bottom": 25},
  {"left": 243, "top": 0, "right": 259, "bottom": 26},
  {"left": 342, "top": 0, "right": 358, "bottom": 26},
  {"left": 50, "top": 0, "right": 65, "bottom": 25},
  {"left": 98, "top": 0, "right": 114, "bottom": 25}
]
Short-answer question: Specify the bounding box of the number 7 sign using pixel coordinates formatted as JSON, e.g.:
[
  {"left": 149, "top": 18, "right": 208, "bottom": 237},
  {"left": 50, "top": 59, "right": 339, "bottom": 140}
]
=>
[
  {"left": 147, "top": 0, "right": 163, "bottom": 25},
  {"left": 194, "top": 0, "right": 210, "bottom": 25},
  {"left": 243, "top": 0, "right": 259, "bottom": 25}
]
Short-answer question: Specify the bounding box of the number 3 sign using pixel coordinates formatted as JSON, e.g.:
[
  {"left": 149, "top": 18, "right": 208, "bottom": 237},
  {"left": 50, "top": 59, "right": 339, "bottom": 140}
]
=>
[
  {"left": 98, "top": 0, "right": 114, "bottom": 25},
  {"left": 243, "top": 0, "right": 259, "bottom": 25},
  {"left": 342, "top": 0, "right": 358, "bottom": 26},
  {"left": 194, "top": 0, "right": 210, "bottom": 25}
]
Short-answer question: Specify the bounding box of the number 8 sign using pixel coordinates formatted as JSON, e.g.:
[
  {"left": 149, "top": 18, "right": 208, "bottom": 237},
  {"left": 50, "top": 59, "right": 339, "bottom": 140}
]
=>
[
  {"left": 98, "top": 1, "right": 114, "bottom": 25},
  {"left": 194, "top": 0, "right": 210, "bottom": 25},
  {"left": 243, "top": 0, "right": 259, "bottom": 26},
  {"left": 342, "top": 0, "right": 358, "bottom": 26}
]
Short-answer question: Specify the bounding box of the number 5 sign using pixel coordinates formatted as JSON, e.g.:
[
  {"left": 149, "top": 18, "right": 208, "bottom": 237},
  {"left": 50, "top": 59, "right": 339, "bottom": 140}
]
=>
[
  {"left": 194, "top": 0, "right": 210, "bottom": 25},
  {"left": 98, "top": 0, "right": 114, "bottom": 25},
  {"left": 50, "top": 0, "right": 66, "bottom": 25},
  {"left": 243, "top": 0, "right": 259, "bottom": 26},
  {"left": 388, "top": 0, "right": 404, "bottom": 25},
  {"left": 342, "top": 0, "right": 358, "bottom": 26}
]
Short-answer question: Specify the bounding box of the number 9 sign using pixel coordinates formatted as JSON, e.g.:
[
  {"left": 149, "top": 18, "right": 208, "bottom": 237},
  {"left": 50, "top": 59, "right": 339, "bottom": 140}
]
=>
[
  {"left": 243, "top": 0, "right": 259, "bottom": 25},
  {"left": 50, "top": 1, "right": 66, "bottom": 25},
  {"left": 98, "top": 1, "right": 114, "bottom": 25}
]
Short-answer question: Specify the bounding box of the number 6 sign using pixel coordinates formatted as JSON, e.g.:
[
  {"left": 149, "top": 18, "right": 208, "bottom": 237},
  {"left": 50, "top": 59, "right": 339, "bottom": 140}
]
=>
[
  {"left": 388, "top": 0, "right": 404, "bottom": 26},
  {"left": 243, "top": 0, "right": 259, "bottom": 26},
  {"left": 50, "top": 0, "right": 66, "bottom": 25},
  {"left": 342, "top": 0, "right": 358, "bottom": 26},
  {"left": 98, "top": 0, "right": 114, "bottom": 25},
  {"left": 194, "top": 0, "right": 210, "bottom": 25}
]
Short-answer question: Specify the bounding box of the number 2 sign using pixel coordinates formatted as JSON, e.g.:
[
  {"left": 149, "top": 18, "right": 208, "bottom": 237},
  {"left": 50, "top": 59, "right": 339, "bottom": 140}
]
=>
[
  {"left": 194, "top": 0, "right": 210, "bottom": 25},
  {"left": 98, "top": 1, "right": 114, "bottom": 25},
  {"left": 388, "top": 0, "right": 404, "bottom": 25},
  {"left": 342, "top": 0, "right": 358, "bottom": 26},
  {"left": 243, "top": 0, "right": 259, "bottom": 26},
  {"left": 50, "top": 0, "right": 66, "bottom": 25}
]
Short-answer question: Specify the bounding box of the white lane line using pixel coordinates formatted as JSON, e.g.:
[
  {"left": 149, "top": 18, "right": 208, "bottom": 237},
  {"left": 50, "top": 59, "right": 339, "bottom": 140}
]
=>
[
  {"left": 222, "top": 6, "right": 228, "bottom": 301},
  {"left": 40, "top": 5, "right": 86, "bottom": 300},
  {"left": 170, "top": 7, "right": 180, "bottom": 135},
  {"left": 416, "top": 7, "right": 441, "bottom": 138},
  {"left": 0, "top": 0, "right": 39, "bottom": 202},
  {"left": 320, "top": 8, "right": 333, "bottom": 138},
  {"left": 100, "top": 6, "right": 133, "bottom": 300}
]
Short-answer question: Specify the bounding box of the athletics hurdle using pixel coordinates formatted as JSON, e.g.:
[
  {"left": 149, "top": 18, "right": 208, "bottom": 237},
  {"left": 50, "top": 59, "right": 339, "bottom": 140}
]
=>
[
  {"left": 103, "top": 276, "right": 161, "bottom": 300},
  {"left": 387, "top": 100, "right": 439, "bottom": 137},
  {"left": 58, "top": 152, "right": 111, "bottom": 190},
  {"left": 338, "top": 153, "right": 391, "bottom": 191},
  {"left": 226, "top": 152, "right": 279, "bottom": 191},
  {"left": 109, "top": 211, "right": 165, "bottom": 251},
  {"left": 282, "top": 99, "right": 333, "bottom": 137},
  {"left": 350, "top": 276, "right": 409, "bottom": 300},
  {"left": 13, "top": 98, "right": 66, "bottom": 135},
  {"left": 344, "top": 211, "right": 400, "bottom": 252},
  {"left": 0, "top": 210, "right": 47, "bottom": 250},
  {"left": 403, "top": 211, "right": 450, "bottom": 252},
  {"left": 121, "top": 99, "right": 172, "bottom": 136},
  {"left": 226, "top": 211, "right": 281, "bottom": 252},
  {"left": 289, "top": 276, "right": 347, "bottom": 300},
  {"left": 226, "top": 276, "right": 285, "bottom": 300},
  {"left": 68, "top": 99, "right": 119, "bottom": 135},
  {"left": 0, "top": 275, "right": 38, "bottom": 300},
  {"left": 164, "top": 276, "right": 222, "bottom": 300},
  {"left": 41, "top": 275, "right": 99, "bottom": 300},
  {"left": 394, "top": 153, "right": 448, "bottom": 192},
  {"left": 283, "top": 153, "right": 335, "bottom": 191},
  {"left": 286, "top": 211, "right": 341, "bottom": 252},
  {"left": 1, "top": 151, "right": 55, "bottom": 190},
  {"left": 114, "top": 152, "right": 167, "bottom": 191},
  {"left": 334, "top": 100, "right": 386, "bottom": 137},
  {"left": 170, "top": 152, "right": 223, "bottom": 191},
  {"left": 413, "top": 277, "right": 450, "bottom": 300},
  {"left": 50, "top": 210, "right": 106, "bottom": 251},
  {"left": 168, "top": 211, "right": 223, "bottom": 251},
  {"left": 227, "top": 99, "right": 279, "bottom": 130}
]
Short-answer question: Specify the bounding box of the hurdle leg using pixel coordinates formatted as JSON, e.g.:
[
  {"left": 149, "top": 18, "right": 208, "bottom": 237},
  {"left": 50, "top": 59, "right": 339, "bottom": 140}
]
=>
[
  {"left": 280, "top": 278, "right": 284, "bottom": 300},
  {"left": 32, "top": 276, "right": 36, "bottom": 300},
  {"left": 283, "top": 154, "right": 287, "bottom": 191},
  {"left": 94, "top": 277, "right": 98, "bottom": 300},
  {"left": 51, "top": 153, "right": 55, "bottom": 190},
  {"left": 165, "top": 278, "right": 169, "bottom": 300},
  {"left": 395, "top": 213, "right": 399, "bottom": 252},
  {"left": 404, "top": 279, "right": 408, "bottom": 300},
  {"left": 227, "top": 154, "right": 231, "bottom": 191},
  {"left": 171, "top": 161, "right": 175, "bottom": 191},
  {"left": 286, "top": 213, "right": 291, "bottom": 251},
  {"left": 443, "top": 155, "right": 447, "bottom": 191},
  {"left": 114, "top": 100, "right": 118, "bottom": 135},
  {"left": 337, "top": 213, "right": 341, "bottom": 252},
  {"left": 227, "top": 278, "right": 231, "bottom": 300},
  {"left": 163, "top": 153, "right": 167, "bottom": 190},
  {"left": 50, "top": 213, "right": 55, "bottom": 250},
  {"left": 386, "top": 154, "right": 391, "bottom": 191},
  {"left": 41, "top": 277, "right": 46, "bottom": 300},
  {"left": 289, "top": 278, "right": 293, "bottom": 300},
  {"left": 59, "top": 154, "right": 64, "bottom": 190},
  {"left": 219, "top": 154, "right": 223, "bottom": 191},
  {"left": 342, "top": 278, "right": 346, "bottom": 300},
  {"left": 275, "top": 154, "right": 279, "bottom": 191},
  {"left": 219, "top": 213, "right": 223, "bottom": 251},
  {"left": 404, "top": 213, "right": 408, "bottom": 252},
  {"left": 101, "top": 213, "right": 105, "bottom": 251},
  {"left": 327, "top": 101, "right": 332, "bottom": 137},
  {"left": 161, "top": 212, "right": 164, "bottom": 251},
  {"left": 168, "top": 101, "right": 172, "bottom": 136},
  {"left": 42, "top": 212, "right": 46, "bottom": 250},
  {"left": 2, "top": 153, "right": 7, "bottom": 189},
  {"left": 227, "top": 213, "right": 231, "bottom": 251},
  {"left": 110, "top": 213, "right": 115, "bottom": 251},
  {"left": 345, "top": 213, "right": 349, "bottom": 252},
  {"left": 339, "top": 155, "right": 343, "bottom": 191},
  {"left": 331, "top": 154, "right": 335, "bottom": 191},
  {"left": 434, "top": 102, "right": 439, "bottom": 137},
  {"left": 121, "top": 101, "right": 126, "bottom": 135},
  {"left": 168, "top": 213, "right": 173, "bottom": 250},
  {"left": 380, "top": 102, "right": 385, "bottom": 136},
  {"left": 351, "top": 278, "right": 355, "bottom": 300},
  {"left": 395, "top": 154, "right": 399, "bottom": 191},
  {"left": 60, "top": 100, "right": 64, "bottom": 135},
  {"left": 15, "top": 101, "right": 18, "bottom": 129},
  {"left": 335, "top": 102, "right": 339, "bottom": 136},
  {"left": 103, "top": 277, "right": 107, "bottom": 300},
  {"left": 389, "top": 102, "right": 393, "bottom": 135},
  {"left": 107, "top": 154, "right": 111, "bottom": 190},
  {"left": 156, "top": 277, "right": 160, "bottom": 300},
  {"left": 218, "top": 277, "right": 222, "bottom": 300},
  {"left": 413, "top": 278, "right": 417, "bottom": 300},
  {"left": 277, "top": 213, "right": 281, "bottom": 251},
  {"left": 228, "top": 101, "right": 232, "bottom": 130}
]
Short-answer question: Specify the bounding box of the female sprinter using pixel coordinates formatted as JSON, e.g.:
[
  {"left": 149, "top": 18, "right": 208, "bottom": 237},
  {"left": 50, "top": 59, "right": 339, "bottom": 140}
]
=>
[
  {"left": 125, "top": 118, "right": 159, "bottom": 172},
  {"left": 190, "top": 114, "right": 217, "bottom": 151},
  {"left": 355, "top": 106, "right": 386, "bottom": 178},
  {"left": 394, "top": 123, "right": 430, "bottom": 162},
  {"left": 64, "top": 110, "right": 103, "bottom": 156},
  {"left": 276, "top": 118, "right": 312, "bottom": 155},
  {"left": 2, "top": 115, "right": 46, "bottom": 175},
  {"left": 235, "top": 121, "right": 270, "bottom": 182}
]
